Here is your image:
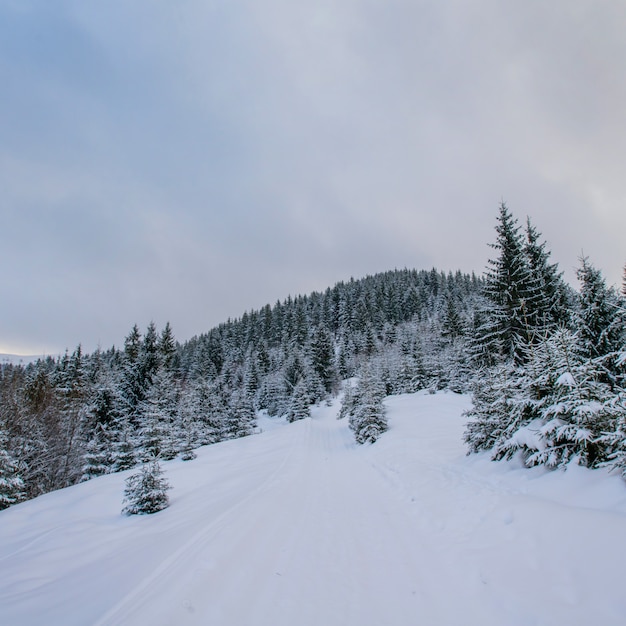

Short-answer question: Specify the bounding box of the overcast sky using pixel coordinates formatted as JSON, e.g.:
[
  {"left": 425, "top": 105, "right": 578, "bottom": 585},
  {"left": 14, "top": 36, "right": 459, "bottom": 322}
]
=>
[{"left": 1, "top": 0, "right": 625, "bottom": 355}]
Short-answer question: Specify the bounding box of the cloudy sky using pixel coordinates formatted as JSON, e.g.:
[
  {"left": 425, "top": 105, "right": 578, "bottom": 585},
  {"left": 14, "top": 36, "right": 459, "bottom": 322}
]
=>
[{"left": 1, "top": 0, "right": 625, "bottom": 355}]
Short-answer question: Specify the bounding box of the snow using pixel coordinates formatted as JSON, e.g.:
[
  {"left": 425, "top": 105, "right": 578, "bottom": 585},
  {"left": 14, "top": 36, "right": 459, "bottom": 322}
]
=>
[
  {"left": 1, "top": 391, "right": 626, "bottom": 626},
  {"left": 556, "top": 371, "right": 576, "bottom": 387}
]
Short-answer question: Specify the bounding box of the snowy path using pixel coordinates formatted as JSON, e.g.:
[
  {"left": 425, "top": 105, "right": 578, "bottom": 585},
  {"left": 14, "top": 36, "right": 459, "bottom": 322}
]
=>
[{"left": 1, "top": 392, "right": 626, "bottom": 625}]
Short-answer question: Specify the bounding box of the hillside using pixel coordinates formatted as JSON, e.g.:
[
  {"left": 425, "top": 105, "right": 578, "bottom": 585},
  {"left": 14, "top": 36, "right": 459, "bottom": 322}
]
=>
[{"left": 1, "top": 391, "right": 625, "bottom": 626}]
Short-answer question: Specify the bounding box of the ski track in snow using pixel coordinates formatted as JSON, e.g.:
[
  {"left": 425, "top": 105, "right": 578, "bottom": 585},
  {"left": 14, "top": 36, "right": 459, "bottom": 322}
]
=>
[{"left": 1, "top": 392, "right": 626, "bottom": 625}]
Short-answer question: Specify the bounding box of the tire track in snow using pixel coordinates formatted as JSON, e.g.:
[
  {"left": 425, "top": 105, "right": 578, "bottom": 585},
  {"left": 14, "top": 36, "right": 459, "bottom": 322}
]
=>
[{"left": 93, "top": 421, "right": 307, "bottom": 626}]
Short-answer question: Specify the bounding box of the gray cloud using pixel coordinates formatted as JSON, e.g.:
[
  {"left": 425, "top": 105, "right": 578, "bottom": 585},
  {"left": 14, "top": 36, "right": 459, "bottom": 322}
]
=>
[{"left": 1, "top": 0, "right": 624, "bottom": 353}]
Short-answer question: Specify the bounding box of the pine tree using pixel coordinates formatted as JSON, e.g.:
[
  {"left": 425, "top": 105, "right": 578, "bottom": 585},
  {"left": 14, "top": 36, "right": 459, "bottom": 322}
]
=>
[
  {"left": 309, "top": 326, "right": 337, "bottom": 393},
  {"left": 158, "top": 322, "right": 177, "bottom": 372},
  {"left": 523, "top": 218, "right": 571, "bottom": 330},
  {"left": 186, "top": 379, "right": 227, "bottom": 445},
  {"left": 0, "top": 429, "right": 25, "bottom": 509},
  {"left": 286, "top": 380, "right": 311, "bottom": 423},
  {"left": 140, "top": 322, "right": 160, "bottom": 387},
  {"left": 136, "top": 369, "right": 179, "bottom": 462},
  {"left": 121, "top": 460, "right": 171, "bottom": 515},
  {"left": 464, "top": 361, "right": 527, "bottom": 455},
  {"left": 576, "top": 257, "right": 624, "bottom": 362},
  {"left": 473, "top": 204, "right": 539, "bottom": 364},
  {"left": 349, "top": 367, "right": 388, "bottom": 444},
  {"left": 111, "top": 421, "right": 137, "bottom": 472},
  {"left": 81, "top": 425, "right": 111, "bottom": 481},
  {"left": 224, "top": 390, "right": 257, "bottom": 438},
  {"left": 441, "top": 295, "right": 465, "bottom": 340}
]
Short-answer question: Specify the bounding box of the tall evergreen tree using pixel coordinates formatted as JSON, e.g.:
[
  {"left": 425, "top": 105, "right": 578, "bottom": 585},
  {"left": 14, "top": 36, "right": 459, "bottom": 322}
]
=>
[
  {"left": 348, "top": 366, "right": 388, "bottom": 444},
  {"left": 576, "top": 257, "right": 624, "bottom": 362},
  {"left": 81, "top": 424, "right": 112, "bottom": 481},
  {"left": 158, "top": 322, "right": 177, "bottom": 372},
  {"left": 309, "top": 326, "right": 337, "bottom": 393},
  {"left": 523, "top": 218, "right": 571, "bottom": 330},
  {"left": 286, "top": 380, "right": 311, "bottom": 423},
  {"left": 473, "top": 204, "right": 557, "bottom": 365}
]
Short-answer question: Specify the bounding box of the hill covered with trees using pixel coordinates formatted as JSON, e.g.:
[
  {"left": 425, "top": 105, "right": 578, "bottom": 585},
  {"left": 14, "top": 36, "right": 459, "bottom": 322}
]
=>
[{"left": 1, "top": 204, "right": 624, "bottom": 509}]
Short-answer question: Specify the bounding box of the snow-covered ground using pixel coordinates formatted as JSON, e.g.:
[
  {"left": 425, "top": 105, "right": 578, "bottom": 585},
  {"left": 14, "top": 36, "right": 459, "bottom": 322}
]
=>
[{"left": 1, "top": 391, "right": 625, "bottom": 626}]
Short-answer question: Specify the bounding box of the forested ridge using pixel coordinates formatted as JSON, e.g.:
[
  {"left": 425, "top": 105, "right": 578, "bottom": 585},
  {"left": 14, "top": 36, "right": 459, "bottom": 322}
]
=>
[
  {"left": 1, "top": 204, "right": 625, "bottom": 510},
  {"left": 0, "top": 267, "right": 483, "bottom": 507}
]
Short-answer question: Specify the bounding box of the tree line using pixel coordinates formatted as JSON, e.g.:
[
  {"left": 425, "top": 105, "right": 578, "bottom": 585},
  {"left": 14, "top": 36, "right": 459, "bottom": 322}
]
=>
[
  {"left": 0, "top": 268, "right": 483, "bottom": 509},
  {"left": 2, "top": 203, "right": 623, "bottom": 512}
]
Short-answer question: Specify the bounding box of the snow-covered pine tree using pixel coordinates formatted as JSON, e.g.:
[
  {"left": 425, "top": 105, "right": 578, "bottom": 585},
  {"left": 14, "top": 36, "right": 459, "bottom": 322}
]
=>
[
  {"left": 308, "top": 326, "right": 337, "bottom": 394},
  {"left": 464, "top": 360, "right": 528, "bottom": 455},
  {"left": 81, "top": 424, "right": 112, "bottom": 481},
  {"left": 523, "top": 218, "right": 571, "bottom": 331},
  {"left": 158, "top": 322, "right": 177, "bottom": 372},
  {"left": 224, "top": 390, "right": 257, "bottom": 438},
  {"left": 576, "top": 256, "right": 624, "bottom": 364},
  {"left": 186, "top": 378, "right": 227, "bottom": 445},
  {"left": 136, "top": 368, "right": 179, "bottom": 462},
  {"left": 0, "top": 428, "right": 25, "bottom": 509},
  {"left": 349, "top": 366, "right": 388, "bottom": 444},
  {"left": 111, "top": 421, "right": 137, "bottom": 472},
  {"left": 286, "top": 380, "right": 311, "bottom": 423},
  {"left": 121, "top": 459, "right": 171, "bottom": 515},
  {"left": 471, "top": 204, "right": 541, "bottom": 365}
]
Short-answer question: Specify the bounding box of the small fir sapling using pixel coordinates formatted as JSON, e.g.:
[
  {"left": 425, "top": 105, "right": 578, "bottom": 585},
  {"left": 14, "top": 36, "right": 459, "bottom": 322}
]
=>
[{"left": 122, "top": 459, "right": 171, "bottom": 515}]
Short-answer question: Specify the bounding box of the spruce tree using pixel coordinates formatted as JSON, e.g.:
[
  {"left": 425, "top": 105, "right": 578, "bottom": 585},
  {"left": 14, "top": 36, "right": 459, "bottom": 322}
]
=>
[
  {"left": 0, "top": 429, "right": 25, "bottom": 509},
  {"left": 81, "top": 425, "right": 111, "bottom": 481},
  {"left": 523, "top": 218, "right": 571, "bottom": 330},
  {"left": 309, "top": 326, "right": 337, "bottom": 393},
  {"left": 111, "top": 421, "right": 137, "bottom": 472},
  {"left": 576, "top": 257, "right": 624, "bottom": 362},
  {"left": 136, "top": 368, "right": 179, "bottom": 462},
  {"left": 286, "top": 380, "right": 311, "bottom": 423},
  {"left": 121, "top": 460, "right": 171, "bottom": 515},
  {"left": 158, "top": 322, "right": 177, "bottom": 372},
  {"left": 225, "top": 390, "right": 257, "bottom": 438},
  {"left": 348, "top": 367, "right": 388, "bottom": 444},
  {"left": 474, "top": 203, "right": 537, "bottom": 364}
]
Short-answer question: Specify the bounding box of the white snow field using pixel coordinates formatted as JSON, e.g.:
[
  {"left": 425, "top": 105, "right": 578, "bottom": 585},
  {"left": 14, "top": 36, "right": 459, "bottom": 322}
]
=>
[{"left": 1, "top": 391, "right": 626, "bottom": 626}]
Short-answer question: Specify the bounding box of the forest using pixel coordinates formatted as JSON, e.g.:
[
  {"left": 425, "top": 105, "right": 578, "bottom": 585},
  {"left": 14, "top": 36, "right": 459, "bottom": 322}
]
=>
[{"left": 1, "top": 204, "right": 624, "bottom": 509}]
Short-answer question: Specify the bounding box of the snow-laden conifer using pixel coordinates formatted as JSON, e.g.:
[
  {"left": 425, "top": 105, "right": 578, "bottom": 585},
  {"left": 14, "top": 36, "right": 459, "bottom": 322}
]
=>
[
  {"left": 286, "top": 380, "right": 311, "bottom": 423},
  {"left": 122, "top": 460, "right": 171, "bottom": 515},
  {"left": 0, "top": 429, "right": 25, "bottom": 509},
  {"left": 81, "top": 425, "right": 111, "bottom": 481},
  {"left": 348, "top": 367, "right": 388, "bottom": 444}
]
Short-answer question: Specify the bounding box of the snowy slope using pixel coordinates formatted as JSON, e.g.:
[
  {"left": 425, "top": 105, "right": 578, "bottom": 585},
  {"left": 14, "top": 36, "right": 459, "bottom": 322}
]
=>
[{"left": 1, "top": 392, "right": 626, "bottom": 626}]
